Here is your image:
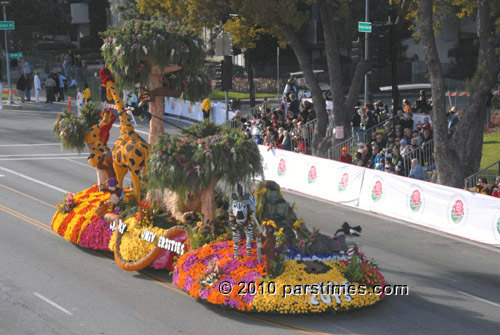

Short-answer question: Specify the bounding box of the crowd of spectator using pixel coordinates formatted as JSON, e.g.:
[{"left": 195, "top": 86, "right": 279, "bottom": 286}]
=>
[
  {"left": 232, "top": 89, "right": 317, "bottom": 153},
  {"left": 467, "top": 176, "right": 500, "bottom": 198}
]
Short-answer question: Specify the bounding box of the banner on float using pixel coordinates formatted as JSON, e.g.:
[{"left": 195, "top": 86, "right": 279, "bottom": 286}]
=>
[{"left": 358, "top": 169, "right": 500, "bottom": 245}]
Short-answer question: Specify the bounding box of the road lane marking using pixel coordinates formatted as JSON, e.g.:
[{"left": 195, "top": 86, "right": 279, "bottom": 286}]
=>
[
  {"left": 0, "top": 174, "right": 4, "bottom": 177},
  {"left": 0, "top": 183, "right": 57, "bottom": 208},
  {"left": 0, "top": 143, "right": 61, "bottom": 147},
  {"left": 0, "top": 166, "right": 67, "bottom": 193},
  {"left": 457, "top": 290, "right": 500, "bottom": 309},
  {"left": 33, "top": 292, "right": 73, "bottom": 316},
  {"left": 0, "top": 204, "right": 54, "bottom": 234}
]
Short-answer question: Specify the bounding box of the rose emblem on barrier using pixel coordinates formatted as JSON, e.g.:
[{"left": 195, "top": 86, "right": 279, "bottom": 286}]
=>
[
  {"left": 308, "top": 166, "right": 317, "bottom": 184},
  {"left": 171, "top": 100, "right": 176, "bottom": 109},
  {"left": 277, "top": 159, "right": 286, "bottom": 177},
  {"left": 451, "top": 200, "right": 465, "bottom": 223},
  {"left": 371, "top": 180, "right": 383, "bottom": 201},
  {"left": 409, "top": 189, "right": 422, "bottom": 212},
  {"left": 338, "top": 173, "right": 349, "bottom": 192}
]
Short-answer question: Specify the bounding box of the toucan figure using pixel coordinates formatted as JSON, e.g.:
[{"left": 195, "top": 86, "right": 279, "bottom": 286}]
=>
[{"left": 335, "top": 222, "right": 362, "bottom": 237}]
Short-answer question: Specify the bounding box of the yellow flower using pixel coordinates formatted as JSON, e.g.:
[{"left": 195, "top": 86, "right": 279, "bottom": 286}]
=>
[
  {"left": 293, "top": 220, "right": 301, "bottom": 230},
  {"left": 278, "top": 228, "right": 284, "bottom": 234}
]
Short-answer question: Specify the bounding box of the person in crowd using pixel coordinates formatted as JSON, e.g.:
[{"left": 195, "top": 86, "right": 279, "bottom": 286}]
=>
[
  {"left": 415, "top": 89, "right": 431, "bottom": 113},
  {"left": 357, "top": 142, "right": 365, "bottom": 154},
  {"left": 58, "top": 72, "right": 66, "bottom": 101},
  {"left": 276, "top": 127, "right": 285, "bottom": 149},
  {"left": 243, "top": 128, "right": 251, "bottom": 139},
  {"left": 408, "top": 158, "right": 426, "bottom": 180},
  {"left": 468, "top": 178, "right": 492, "bottom": 195},
  {"left": 283, "top": 79, "right": 297, "bottom": 102},
  {"left": 373, "top": 100, "right": 384, "bottom": 123},
  {"left": 447, "top": 107, "right": 459, "bottom": 135},
  {"left": 364, "top": 106, "right": 377, "bottom": 130},
  {"left": 375, "top": 134, "right": 387, "bottom": 151},
  {"left": 22, "top": 59, "right": 33, "bottom": 101},
  {"left": 385, "top": 160, "right": 394, "bottom": 173},
  {"left": 252, "top": 131, "right": 263, "bottom": 145},
  {"left": 76, "top": 87, "right": 83, "bottom": 116},
  {"left": 400, "top": 139, "right": 410, "bottom": 156},
  {"left": 281, "top": 130, "right": 292, "bottom": 151},
  {"left": 339, "top": 147, "right": 352, "bottom": 164},
  {"left": 423, "top": 117, "right": 432, "bottom": 132},
  {"left": 402, "top": 128, "right": 412, "bottom": 143},
  {"left": 201, "top": 96, "right": 211, "bottom": 120},
  {"left": 386, "top": 134, "right": 396, "bottom": 152},
  {"left": 288, "top": 93, "right": 300, "bottom": 119},
  {"left": 384, "top": 122, "right": 394, "bottom": 139},
  {"left": 83, "top": 83, "right": 91, "bottom": 104},
  {"left": 391, "top": 146, "right": 403, "bottom": 167},
  {"left": 16, "top": 74, "right": 26, "bottom": 103},
  {"left": 44, "top": 75, "right": 56, "bottom": 103},
  {"left": 352, "top": 108, "right": 362, "bottom": 142},
  {"left": 491, "top": 177, "right": 500, "bottom": 198},
  {"left": 410, "top": 137, "right": 419, "bottom": 151},
  {"left": 33, "top": 72, "right": 41, "bottom": 103},
  {"left": 362, "top": 143, "right": 372, "bottom": 167},
  {"left": 353, "top": 152, "right": 364, "bottom": 166},
  {"left": 403, "top": 99, "right": 412, "bottom": 113},
  {"left": 415, "top": 121, "right": 424, "bottom": 135},
  {"left": 375, "top": 158, "right": 386, "bottom": 171},
  {"left": 367, "top": 144, "right": 382, "bottom": 169},
  {"left": 68, "top": 77, "right": 78, "bottom": 88}
]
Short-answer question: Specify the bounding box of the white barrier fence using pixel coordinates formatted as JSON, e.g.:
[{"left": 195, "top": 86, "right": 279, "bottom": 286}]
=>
[
  {"left": 258, "top": 145, "right": 500, "bottom": 247},
  {"left": 164, "top": 97, "right": 234, "bottom": 125}
]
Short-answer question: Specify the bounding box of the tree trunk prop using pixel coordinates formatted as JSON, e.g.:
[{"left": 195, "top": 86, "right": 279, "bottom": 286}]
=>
[
  {"left": 201, "top": 180, "right": 219, "bottom": 234},
  {"left": 148, "top": 66, "right": 164, "bottom": 145}
]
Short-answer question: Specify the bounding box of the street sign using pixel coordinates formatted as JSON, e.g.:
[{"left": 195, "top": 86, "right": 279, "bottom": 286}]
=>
[
  {"left": 0, "top": 1, "right": 11, "bottom": 6},
  {"left": 0, "top": 21, "right": 14, "bottom": 30},
  {"left": 358, "top": 22, "right": 372, "bottom": 33},
  {"left": 9, "top": 52, "right": 22, "bottom": 58}
]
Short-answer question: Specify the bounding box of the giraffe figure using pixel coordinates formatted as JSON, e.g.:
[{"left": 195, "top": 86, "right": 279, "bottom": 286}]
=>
[
  {"left": 83, "top": 110, "right": 116, "bottom": 190},
  {"left": 101, "top": 69, "right": 150, "bottom": 201}
]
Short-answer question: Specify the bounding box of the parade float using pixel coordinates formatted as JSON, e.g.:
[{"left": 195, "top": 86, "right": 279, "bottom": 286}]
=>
[{"left": 50, "top": 20, "right": 386, "bottom": 314}]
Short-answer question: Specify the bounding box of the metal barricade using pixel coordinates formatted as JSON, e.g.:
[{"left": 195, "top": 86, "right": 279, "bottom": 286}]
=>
[
  {"left": 402, "top": 139, "right": 434, "bottom": 176},
  {"left": 249, "top": 96, "right": 282, "bottom": 116},
  {"left": 464, "top": 160, "right": 500, "bottom": 189}
]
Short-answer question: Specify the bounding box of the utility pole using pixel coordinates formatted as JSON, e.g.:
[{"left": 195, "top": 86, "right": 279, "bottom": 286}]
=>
[
  {"left": 276, "top": 47, "right": 279, "bottom": 97},
  {"left": 364, "top": 0, "right": 369, "bottom": 105},
  {"left": 3, "top": 4, "right": 12, "bottom": 104}
]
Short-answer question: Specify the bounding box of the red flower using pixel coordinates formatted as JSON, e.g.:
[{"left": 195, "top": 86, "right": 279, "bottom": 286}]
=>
[{"left": 454, "top": 200, "right": 464, "bottom": 217}]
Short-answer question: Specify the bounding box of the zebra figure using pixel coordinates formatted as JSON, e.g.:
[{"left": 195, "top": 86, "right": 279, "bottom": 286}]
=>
[{"left": 229, "top": 192, "right": 259, "bottom": 258}]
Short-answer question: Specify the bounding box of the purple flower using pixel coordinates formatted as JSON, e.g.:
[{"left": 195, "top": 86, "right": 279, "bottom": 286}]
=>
[
  {"left": 225, "top": 297, "right": 240, "bottom": 309},
  {"left": 131, "top": 43, "right": 138, "bottom": 52},
  {"left": 221, "top": 259, "right": 241, "bottom": 273},
  {"left": 183, "top": 275, "right": 194, "bottom": 291},
  {"left": 202, "top": 254, "right": 222, "bottom": 266},
  {"left": 182, "top": 254, "right": 199, "bottom": 272},
  {"left": 199, "top": 288, "right": 210, "bottom": 300},
  {"left": 172, "top": 267, "right": 180, "bottom": 285},
  {"left": 241, "top": 292, "right": 256, "bottom": 304},
  {"left": 241, "top": 271, "right": 260, "bottom": 283},
  {"left": 211, "top": 242, "right": 230, "bottom": 252},
  {"left": 244, "top": 259, "right": 259, "bottom": 269}
]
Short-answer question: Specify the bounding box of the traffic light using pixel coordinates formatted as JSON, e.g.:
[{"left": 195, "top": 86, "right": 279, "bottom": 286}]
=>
[
  {"left": 221, "top": 55, "right": 232, "bottom": 91},
  {"left": 214, "top": 62, "right": 222, "bottom": 89},
  {"left": 351, "top": 38, "right": 363, "bottom": 63},
  {"left": 7, "top": 31, "right": 16, "bottom": 52}
]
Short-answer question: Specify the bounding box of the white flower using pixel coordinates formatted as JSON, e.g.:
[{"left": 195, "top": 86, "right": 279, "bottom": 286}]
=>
[{"left": 143, "top": 45, "right": 148, "bottom": 54}]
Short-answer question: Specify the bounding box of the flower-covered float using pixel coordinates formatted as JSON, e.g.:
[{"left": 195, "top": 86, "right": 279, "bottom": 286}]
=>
[{"left": 50, "top": 19, "right": 386, "bottom": 314}]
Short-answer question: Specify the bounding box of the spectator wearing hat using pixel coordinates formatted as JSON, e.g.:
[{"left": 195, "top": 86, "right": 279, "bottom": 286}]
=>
[
  {"left": 400, "top": 138, "right": 410, "bottom": 156},
  {"left": 339, "top": 147, "right": 353, "bottom": 164}
]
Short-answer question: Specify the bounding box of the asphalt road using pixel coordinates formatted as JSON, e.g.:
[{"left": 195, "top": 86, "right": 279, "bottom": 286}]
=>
[{"left": 0, "top": 101, "right": 499, "bottom": 335}]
